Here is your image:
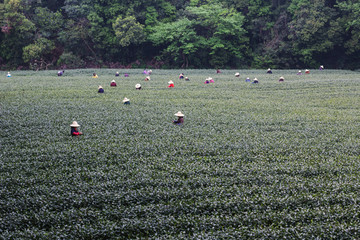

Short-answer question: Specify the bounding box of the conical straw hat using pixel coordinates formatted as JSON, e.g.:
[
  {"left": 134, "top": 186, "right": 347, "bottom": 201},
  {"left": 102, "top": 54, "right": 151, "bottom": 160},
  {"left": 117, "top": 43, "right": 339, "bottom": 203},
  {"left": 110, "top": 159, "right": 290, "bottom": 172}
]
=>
[
  {"left": 70, "top": 121, "right": 80, "bottom": 127},
  {"left": 174, "top": 111, "right": 184, "bottom": 117}
]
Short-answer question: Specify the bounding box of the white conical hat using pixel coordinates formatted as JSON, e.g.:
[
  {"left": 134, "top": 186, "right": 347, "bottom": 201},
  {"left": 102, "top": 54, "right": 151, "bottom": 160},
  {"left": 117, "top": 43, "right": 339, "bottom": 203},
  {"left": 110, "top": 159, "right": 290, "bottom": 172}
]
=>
[
  {"left": 135, "top": 84, "right": 141, "bottom": 88},
  {"left": 254, "top": 78, "right": 258, "bottom": 81},
  {"left": 145, "top": 76, "right": 150, "bottom": 80},
  {"left": 111, "top": 80, "right": 116, "bottom": 83},
  {"left": 70, "top": 121, "right": 80, "bottom": 127},
  {"left": 122, "top": 97, "right": 130, "bottom": 102},
  {"left": 174, "top": 111, "right": 184, "bottom": 117},
  {"left": 235, "top": 72, "right": 240, "bottom": 76},
  {"left": 168, "top": 80, "right": 174, "bottom": 84},
  {"left": 267, "top": 68, "right": 271, "bottom": 71},
  {"left": 206, "top": 77, "right": 212, "bottom": 81},
  {"left": 298, "top": 70, "right": 302, "bottom": 72},
  {"left": 279, "top": 76, "right": 284, "bottom": 79},
  {"left": 305, "top": 69, "right": 309, "bottom": 71},
  {"left": 98, "top": 85, "right": 103, "bottom": 89}
]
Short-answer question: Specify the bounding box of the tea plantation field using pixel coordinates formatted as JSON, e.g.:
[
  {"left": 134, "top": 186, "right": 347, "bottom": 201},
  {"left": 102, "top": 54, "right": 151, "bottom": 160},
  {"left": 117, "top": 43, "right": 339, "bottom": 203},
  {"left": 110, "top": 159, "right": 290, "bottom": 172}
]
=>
[{"left": 1, "top": 69, "right": 360, "bottom": 239}]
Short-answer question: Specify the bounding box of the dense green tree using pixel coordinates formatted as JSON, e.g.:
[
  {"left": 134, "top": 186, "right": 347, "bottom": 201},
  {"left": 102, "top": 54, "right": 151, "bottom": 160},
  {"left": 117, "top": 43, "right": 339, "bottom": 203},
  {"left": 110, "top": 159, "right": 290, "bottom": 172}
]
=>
[
  {"left": 22, "top": 37, "right": 55, "bottom": 70},
  {"left": 336, "top": 1, "right": 359, "bottom": 53},
  {"left": 0, "top": 0, "right": 36, "bottom": 67},
  {"left": 113, "top": 15, "right": 145, "bottom": 47},
  {"left": 287, "top": 0, "right": 340, "bottom": 67},
  {"left": 149, "top": 1, "right": 247, "bottom": 68},
  {"left": 149, "top": 18, "right": 200, "bottom": 68},
  {"left": 1, "top": 0, "right": 360, "bottom": 69}
]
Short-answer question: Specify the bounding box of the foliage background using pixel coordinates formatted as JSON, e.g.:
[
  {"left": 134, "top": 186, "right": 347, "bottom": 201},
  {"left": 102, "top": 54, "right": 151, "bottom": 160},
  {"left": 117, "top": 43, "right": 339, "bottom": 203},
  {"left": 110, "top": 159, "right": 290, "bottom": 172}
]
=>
[{"left": 1, "top": 0, "right": 360, "bottom": 70}]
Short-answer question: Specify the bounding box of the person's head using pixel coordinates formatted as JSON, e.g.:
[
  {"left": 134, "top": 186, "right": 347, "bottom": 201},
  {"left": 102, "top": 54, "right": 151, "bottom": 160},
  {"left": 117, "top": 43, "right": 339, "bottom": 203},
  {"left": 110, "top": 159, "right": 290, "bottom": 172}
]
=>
[
  {"left": 93, "top": 73, "right": 96, "bottom": 76},
  {"left": 168, "top": 80, "right": 174, "bottom": 84},
  {"left": 235, "top": 72, "right": 240, "bottom": 77},
  {"left": 111, "top": 80, "right": 116, "bottom": 83},
  {"left": 70, "top": 121, "right": 80, "bottom": 129},
  {"left": 135, "top": 83, "right": 141, "bottom": 89},
  {"left": 122, "top": 97, "right": 130, "bottom": 103},
  {"left": 175, "top": 111, "right": 184, "bottom": 118}
]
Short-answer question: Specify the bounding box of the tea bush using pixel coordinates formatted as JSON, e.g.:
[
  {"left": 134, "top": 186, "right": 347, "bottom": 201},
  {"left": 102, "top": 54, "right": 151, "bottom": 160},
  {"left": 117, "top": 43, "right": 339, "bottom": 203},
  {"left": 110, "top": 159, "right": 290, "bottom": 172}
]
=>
[{"left": 1, "top": 69, "right": 360, "bottom": 239}]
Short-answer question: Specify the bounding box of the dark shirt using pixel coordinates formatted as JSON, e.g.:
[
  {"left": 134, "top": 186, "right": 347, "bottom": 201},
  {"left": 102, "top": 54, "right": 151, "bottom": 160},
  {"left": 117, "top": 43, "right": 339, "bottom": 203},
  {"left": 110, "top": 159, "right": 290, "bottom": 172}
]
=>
[
  {"left": 115, "top": 73, "right": 119, "bottom": 76},
  {"left": 110, "top": 82, "right": 117, "bottom": 87},
  {"left": 124, "top": 101, "right": 130, "bottom": 105},
  {"left": 173, "top": 117, "right": 184, "bottom": 125},
  {"left": 267, "top": 71, "right": 272, "bottom": 74},
  {"left": 98, "top": 88, "right": 104, "bottom": 93},
  {"left": 71, "top": 127, "right": 80, "bottom": 136}
]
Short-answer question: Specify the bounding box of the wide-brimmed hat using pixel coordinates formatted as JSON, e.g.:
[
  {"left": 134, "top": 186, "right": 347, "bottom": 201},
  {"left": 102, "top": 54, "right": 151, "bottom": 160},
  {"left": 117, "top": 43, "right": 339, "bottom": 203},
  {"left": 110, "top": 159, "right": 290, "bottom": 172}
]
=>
[
  {"left": 70, "top": 121, "right": 80, "bottom": 127},
  {"left": 185, "top": 77, "right": 189, "bottom": 80},
  {"left": 279, "top": 76, "right": 284, "bottom": 80},
  {"left": 111, "top": 80, "right": 116, "bottom": 83},
  {"left": 145, "top": 76, "right": 150, "bottom": 80},
  {"left": 206, "top": 77, "right": 213, "bottom": 81},
  {"left": 298, "top": 70, "right": 302, "bottom": 73},
  {"left": 267, "top": 68, "right": 271, "bottom": 71},
  {"left": 135, "top": 83, "right": 141, "bottom": 89},
  {"left": 98, "top": 85, "right": 103, "bottom": 89},
  {"left": 253, "top": 78, "right": 258, "bottom": 81},
  {"left": 174, "top": 111, "right": 184, "bottom": 117},
  {"left": 305, "top": 69, "right": 309, "bottom": 71},
  {"left": 235, "top": 72, "right": 240, "bottom": 76},
  {"left": 122, "top": 97, "right": 130, "bottom": 102},
  {"left": 168, "top": 80, "right": 174, "bottom": 84}
]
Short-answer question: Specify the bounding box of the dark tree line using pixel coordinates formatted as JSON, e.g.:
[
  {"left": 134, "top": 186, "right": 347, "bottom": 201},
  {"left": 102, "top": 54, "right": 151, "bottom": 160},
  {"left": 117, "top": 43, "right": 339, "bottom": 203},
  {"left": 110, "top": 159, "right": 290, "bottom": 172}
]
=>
[{"left": 0, "top": 0, "right": 359, "bottom": 70}]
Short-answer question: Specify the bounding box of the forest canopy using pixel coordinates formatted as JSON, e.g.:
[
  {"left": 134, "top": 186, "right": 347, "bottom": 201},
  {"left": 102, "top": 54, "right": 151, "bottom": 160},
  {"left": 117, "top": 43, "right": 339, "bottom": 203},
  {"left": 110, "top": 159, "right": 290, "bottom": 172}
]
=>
[{"left": 0, "top": 0, "right": 359, "bottom": 70}]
